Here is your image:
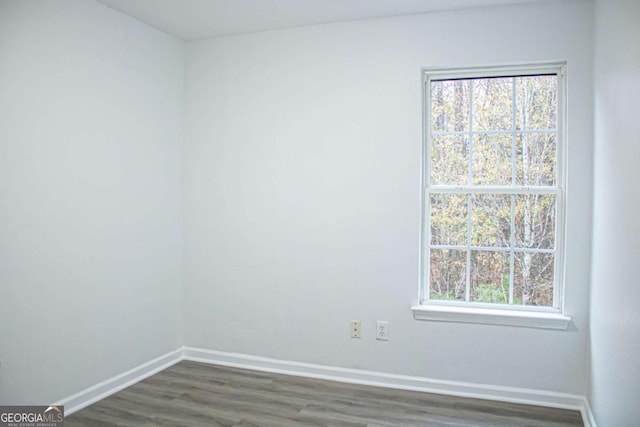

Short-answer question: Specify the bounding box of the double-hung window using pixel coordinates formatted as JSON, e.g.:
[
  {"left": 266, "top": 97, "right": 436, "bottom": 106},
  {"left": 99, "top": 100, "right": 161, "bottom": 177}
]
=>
[{"left": 414, "top": 64, "right": 570, "bottom": 329}]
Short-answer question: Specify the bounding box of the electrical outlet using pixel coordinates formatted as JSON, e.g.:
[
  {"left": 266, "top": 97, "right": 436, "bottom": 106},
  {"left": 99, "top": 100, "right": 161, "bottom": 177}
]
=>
[
  {"left": 376, "top": 321, "right": 389, "bottom": 341},
  {"left": 350, "top": 320, "right": 361, "bottom": 339}
]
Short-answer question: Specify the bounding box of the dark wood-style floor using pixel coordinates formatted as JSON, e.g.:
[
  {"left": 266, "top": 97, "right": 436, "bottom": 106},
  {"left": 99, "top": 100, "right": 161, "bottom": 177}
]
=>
[{"left": 66, "top": 361, "right": 584, "bottom": 426}]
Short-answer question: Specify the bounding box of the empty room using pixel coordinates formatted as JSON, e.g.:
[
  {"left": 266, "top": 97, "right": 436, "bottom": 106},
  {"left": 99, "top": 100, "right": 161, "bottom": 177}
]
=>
[{"left": 1, "top": 0, "right": 638, "bottom": 425}]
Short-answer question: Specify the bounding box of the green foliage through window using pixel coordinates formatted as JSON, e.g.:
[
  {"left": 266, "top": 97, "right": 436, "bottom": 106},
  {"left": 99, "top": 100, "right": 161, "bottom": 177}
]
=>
[{"left": 424, "top": 67, "right": 563, "bottom": 309}]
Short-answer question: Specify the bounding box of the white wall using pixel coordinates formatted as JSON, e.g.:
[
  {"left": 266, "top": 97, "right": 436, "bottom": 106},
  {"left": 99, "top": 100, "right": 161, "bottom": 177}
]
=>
[
  {"left": 0, "top": 0, "right": 184, "bottom": 404},
  {"left": 183, "top": 1, "right": 593, "bottom": 394},
  {"left": 590, "top": 0, "right": 640, "bottom": 425}
]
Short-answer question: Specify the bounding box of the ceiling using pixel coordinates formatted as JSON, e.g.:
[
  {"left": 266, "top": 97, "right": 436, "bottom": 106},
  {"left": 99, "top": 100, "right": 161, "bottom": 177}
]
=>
[{"left": 94, "top": 0, "right": 557, "bottom": 41}]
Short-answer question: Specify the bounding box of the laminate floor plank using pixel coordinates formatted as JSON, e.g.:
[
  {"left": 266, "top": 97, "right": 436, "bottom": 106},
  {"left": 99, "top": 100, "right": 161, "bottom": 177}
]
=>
[{"left": 66, "top": 361, "right": 583, "bottom": 426}]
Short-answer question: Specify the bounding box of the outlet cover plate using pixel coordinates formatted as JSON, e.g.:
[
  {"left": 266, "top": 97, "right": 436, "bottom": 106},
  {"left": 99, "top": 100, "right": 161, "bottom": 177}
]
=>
[
  {"left": 376, "top": 321, "right": 389, "bottom": 341},
  {"left": 350, "top": 320, "right": 361, "bottom": 339}
]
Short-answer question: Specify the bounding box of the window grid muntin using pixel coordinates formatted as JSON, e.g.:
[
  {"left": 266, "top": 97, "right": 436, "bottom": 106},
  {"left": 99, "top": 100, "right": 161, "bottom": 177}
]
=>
[
  {"left": 465, "top": 82, "right": 473, "bottom": 301},
  {"left": 422, "top": 65, "right": 564, "bottom": 312}
]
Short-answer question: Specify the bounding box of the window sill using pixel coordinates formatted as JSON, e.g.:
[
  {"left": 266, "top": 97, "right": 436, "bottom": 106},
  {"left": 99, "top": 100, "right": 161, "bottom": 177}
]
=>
[{"left": 411, "top": 305, "right": 571, "bottom": 330}]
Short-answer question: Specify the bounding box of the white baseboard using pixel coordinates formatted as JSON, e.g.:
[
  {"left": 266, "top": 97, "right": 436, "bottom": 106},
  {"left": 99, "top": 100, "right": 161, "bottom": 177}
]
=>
[
  {"left": 580, "top": 396, "right": 597, "bottom": 427},
  {"left": 56, "top": 347, "right": 183, "bottom": 415},
  {"left": 184, "top": 346, "right": 593, "bottom": 425},
  {"left": 56, "top": 345, "right": 596, "bottom": 426}
]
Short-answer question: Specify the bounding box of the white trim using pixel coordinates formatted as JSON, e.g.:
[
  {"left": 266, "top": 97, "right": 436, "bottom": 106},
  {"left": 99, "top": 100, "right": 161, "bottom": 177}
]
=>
[
  {"left": 54, "top": 346, "right": 592, "bottom": 426},
  {"left": 581, "top": 397, "right": 598, "bottom": 427},
  {"left": 424, "top": 63, "right": 565, "bottom": 81},
  {"left": 184, "top": 346, "right": 584, "bottom": 413},
  {"left": 411, "top": 305, "right": 571, "bottom": 330},
  {"left": 433, "top": 129, "right": 558, "bottom": 136},
  {"left": 428, "top": 185, "right": 560, "bottom": 194},
  {"left": 55, "top": 347, "right": 184, "bottom": 415},
  {"left": 430, "top": 244, "right": 555, "bottom": 254}
]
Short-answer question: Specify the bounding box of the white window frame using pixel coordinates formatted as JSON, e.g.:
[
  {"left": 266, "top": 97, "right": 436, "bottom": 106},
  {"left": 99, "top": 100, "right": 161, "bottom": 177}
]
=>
[{"left": 412, "top": 63, "right": 571, "bottom": 330}]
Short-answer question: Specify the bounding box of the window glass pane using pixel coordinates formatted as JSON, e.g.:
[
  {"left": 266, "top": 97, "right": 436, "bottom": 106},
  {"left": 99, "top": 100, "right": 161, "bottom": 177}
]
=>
[
  {"left": 470, "top": 251, "right": 510, "bottom": 304},
  {"left": 430, "top": 194, "right": 467, "bottom": 246},
  {"left": 514, "top": 252, "right": 554, "bottom": 306},
  {"left": 515, "top": 75, "right": 557, "bottom": 130},
  {"left": 514, "top": 194, "right": 556, "bottom": 249},
  {"left": 472, "top": 133, "right": 512, "bottom": 185},
  {"left": 472, "top": 77, "right": 513, "bottom": 131},
  {"left": 431, "top": 80, "right": 470, "bottom": 132},
  {"left": 471, "top": 194, "right": 510, "bottom": 247},
  {"left": 431, "top": 135, "right": 468, "bottom": 185},
  {"left": 429, "top": 249, "right": 466, "bottom": 301},
  {"left": 516, "top": 133, "right": 556, "bottom": 186}
]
